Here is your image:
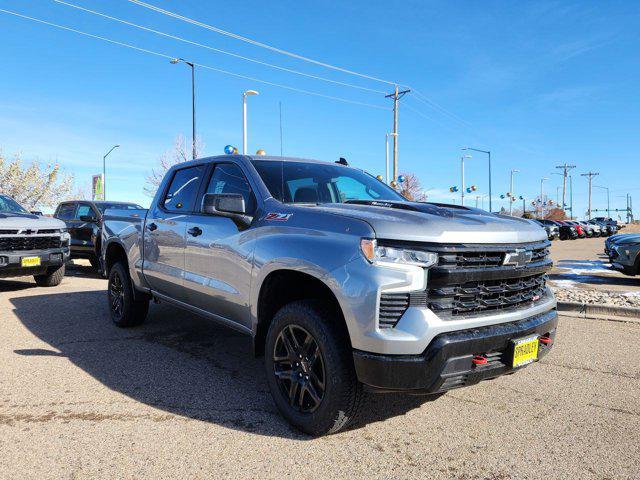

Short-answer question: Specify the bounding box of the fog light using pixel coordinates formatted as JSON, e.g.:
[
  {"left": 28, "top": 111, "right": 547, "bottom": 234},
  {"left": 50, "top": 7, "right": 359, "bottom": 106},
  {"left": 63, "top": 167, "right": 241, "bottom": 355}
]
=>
[{"left": 49, "top": 253, "right": 63, "bottom": 263}]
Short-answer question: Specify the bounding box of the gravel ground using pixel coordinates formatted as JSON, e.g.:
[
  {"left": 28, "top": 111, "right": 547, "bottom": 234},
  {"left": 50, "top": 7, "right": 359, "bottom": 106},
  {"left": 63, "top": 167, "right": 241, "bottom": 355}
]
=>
[
  {"left": 552, "top": 286, "right": 640, "bottom": 307},
  {"left": 1, "top": 262, "right": 639, "bottom": 479}
]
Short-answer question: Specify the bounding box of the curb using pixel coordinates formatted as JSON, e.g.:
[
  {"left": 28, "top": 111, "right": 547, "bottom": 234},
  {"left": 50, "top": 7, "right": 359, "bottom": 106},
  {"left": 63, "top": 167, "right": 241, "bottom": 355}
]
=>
[{"left": 557, "top": 301, "right": 640, "bottom": 323}]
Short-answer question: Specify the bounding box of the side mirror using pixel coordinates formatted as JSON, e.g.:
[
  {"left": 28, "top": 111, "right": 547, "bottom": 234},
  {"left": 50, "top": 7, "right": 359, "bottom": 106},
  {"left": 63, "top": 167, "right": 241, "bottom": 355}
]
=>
[
  {"left": 80, "top": 215, "right": 98, "bottom": 223},
  {"left": 201, "top": 193, "right": 252, "bottom": 227},
  {"left": 202, "top": 193, "right": 246, "bottom": 215}
]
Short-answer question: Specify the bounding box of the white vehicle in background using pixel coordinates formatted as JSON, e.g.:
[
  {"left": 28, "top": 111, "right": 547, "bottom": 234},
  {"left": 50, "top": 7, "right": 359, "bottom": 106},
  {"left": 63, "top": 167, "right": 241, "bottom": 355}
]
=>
[{"left": 0, "top": 194, "right": 70, "bottom": 286}]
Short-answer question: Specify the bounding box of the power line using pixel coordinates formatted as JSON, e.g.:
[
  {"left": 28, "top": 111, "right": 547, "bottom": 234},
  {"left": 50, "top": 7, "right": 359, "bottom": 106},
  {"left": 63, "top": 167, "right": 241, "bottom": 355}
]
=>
[
  {"left": 0, "top": 8, "right": 390, "bottom": 111},
  {"left": 53, "top": 0, "right": 387, "bottom": 95},
  {"left": 127, "top": 0, "right": 402, "bottom": 87},
  {"left": 410, "top": 88, "right": 473, "bottom": 129}
]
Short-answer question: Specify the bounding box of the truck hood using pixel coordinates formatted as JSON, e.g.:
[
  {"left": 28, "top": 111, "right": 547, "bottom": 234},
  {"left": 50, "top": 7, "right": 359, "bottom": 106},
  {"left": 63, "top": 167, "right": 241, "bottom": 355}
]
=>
[
  {"left": 0, "top": 212, "right": 66, "bottom": 231},
  {"left": 306, "top": 201, "right": 547, "bottom": 244}
]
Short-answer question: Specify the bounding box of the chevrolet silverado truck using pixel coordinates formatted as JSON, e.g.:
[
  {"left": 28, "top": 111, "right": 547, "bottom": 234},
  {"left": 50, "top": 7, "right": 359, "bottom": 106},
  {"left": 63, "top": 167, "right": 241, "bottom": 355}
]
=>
[
  {"left": 102, "top": 155, "right": 557, "bottom": 435},
  {"left": 0, "top": 194, "right": 70, "bottom": 286}
]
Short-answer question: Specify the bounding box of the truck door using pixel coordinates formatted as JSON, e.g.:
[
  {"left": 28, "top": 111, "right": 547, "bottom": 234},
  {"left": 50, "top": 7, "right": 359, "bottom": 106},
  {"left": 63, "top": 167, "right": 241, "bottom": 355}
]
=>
[
  {"left": 142, "top": 164, "right": 206, "bottom": 302},
  {"left": 183, "top": 162, "right": 258, "bottom": 330},
  {"left": 74, "top": 203, "right": 99, "bottom": 254}
]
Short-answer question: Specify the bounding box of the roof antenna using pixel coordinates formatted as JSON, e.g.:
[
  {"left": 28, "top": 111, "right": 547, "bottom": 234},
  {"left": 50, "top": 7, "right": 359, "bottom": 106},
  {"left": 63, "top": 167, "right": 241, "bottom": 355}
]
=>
[{"left": 336, "top": 157, "right": 348, "bottom": 166}]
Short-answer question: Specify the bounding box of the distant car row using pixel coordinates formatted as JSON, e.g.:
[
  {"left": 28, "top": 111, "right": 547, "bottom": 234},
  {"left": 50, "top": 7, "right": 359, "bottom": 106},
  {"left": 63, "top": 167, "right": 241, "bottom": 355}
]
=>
[
  {"left": 605, "top": 233, "right": 640, "bottom": 277},
  {"left": 534, "top": 218, "right": 619, "bottom": 241}
]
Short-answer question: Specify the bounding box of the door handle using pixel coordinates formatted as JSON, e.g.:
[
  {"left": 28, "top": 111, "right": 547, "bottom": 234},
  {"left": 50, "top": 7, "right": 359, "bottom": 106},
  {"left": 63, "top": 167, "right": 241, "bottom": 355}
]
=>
[
  {"left": 187, "top": 227, "right": 203, "bottom": 237},
  {"left": 147, "top": 222, "right": 158, "bottom": 231}
]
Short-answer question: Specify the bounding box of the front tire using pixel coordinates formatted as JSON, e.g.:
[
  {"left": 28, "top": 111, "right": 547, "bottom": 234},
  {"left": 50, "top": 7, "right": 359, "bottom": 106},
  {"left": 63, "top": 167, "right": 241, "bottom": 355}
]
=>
[
  {"left": 108, "top": 261, "right": 148, "bottom": 327},
  {"left": 34, "top": 264, "right": 65, "bottom": 287},
  {"left": 265, "top": 300, "right": 365, "bottom": 436}
]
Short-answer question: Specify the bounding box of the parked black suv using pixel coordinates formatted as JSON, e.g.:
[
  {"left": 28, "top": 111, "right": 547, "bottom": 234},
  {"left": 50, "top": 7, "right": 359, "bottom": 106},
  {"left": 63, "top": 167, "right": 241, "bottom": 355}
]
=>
[{"left": 54, "top": 200, "right": 142, "bottom": 271}]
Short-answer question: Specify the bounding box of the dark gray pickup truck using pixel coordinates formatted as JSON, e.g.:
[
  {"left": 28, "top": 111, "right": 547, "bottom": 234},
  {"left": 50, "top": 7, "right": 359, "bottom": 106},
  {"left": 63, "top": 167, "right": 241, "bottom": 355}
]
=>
[{"left": 102, "top": 155, "right": 557, "bottom": 435}]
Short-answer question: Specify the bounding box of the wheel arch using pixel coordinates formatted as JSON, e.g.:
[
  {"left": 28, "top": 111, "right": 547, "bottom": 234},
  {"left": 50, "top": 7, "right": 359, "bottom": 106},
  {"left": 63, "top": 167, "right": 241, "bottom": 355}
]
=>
[{"left": 253, "top": 268, "right": 350, "bottom": 357}]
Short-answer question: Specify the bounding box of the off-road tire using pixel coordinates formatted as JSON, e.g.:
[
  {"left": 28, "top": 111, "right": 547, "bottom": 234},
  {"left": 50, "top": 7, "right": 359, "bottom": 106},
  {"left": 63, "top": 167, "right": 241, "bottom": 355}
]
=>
[
  {"left": 108, "top": 261, "right": 148, "bottom": 327},
  {"left": 34, "top": 264, "right": 65, "bottom": 287},
  {"left": 264, "top": 300, "right": 366, "bottom": 436}
]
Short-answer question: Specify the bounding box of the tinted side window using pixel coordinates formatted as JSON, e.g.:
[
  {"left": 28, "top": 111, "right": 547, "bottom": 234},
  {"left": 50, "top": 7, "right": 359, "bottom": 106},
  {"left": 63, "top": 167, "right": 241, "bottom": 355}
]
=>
[
  {"left": 206, "top": 163, "right": 256, "bottom": 213},
  {"left": 76, "top": 204, "right": 94, "bottom": 218},
  {"left": 56, "top": 204, "right": 76, "bottom": 220},
  {"left": 162, "top": 165, "right": 206, "bottom": 212}
]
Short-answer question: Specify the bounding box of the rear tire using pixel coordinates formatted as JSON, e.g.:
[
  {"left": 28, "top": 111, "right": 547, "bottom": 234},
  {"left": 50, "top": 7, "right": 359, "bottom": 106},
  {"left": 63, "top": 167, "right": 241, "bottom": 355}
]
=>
[
  {"left": 108, "top": 261, "right": 148, "bottom": 327},
  {"left": 264, "top": 300, "right": 366, "bottom": 436},
  {"left": 34, "top": 264, "right": 65, "bottom": 287}
]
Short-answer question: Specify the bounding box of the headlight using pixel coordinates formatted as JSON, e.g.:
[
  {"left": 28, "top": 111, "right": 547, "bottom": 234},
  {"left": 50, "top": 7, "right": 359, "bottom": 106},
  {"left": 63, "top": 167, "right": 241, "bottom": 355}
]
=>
[{"left": 360, "top": 239, "right": 438, "bottom": 267}]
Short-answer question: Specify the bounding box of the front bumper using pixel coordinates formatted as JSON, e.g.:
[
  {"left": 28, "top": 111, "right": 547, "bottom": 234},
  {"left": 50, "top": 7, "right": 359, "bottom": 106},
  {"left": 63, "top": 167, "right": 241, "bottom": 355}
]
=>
[
  {"left": 353, "top": 309, "right": 557, "bottom": 393},
  {"left": 0, "top": 247, "right": 70, "bottom": 279}
]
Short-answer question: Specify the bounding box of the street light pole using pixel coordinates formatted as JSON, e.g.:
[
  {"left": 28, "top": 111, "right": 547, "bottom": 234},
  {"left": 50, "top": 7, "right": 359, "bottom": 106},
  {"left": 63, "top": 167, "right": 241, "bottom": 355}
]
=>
[
  {"left": 594, "top": 185, "right": 610, "bottom": 218},
  {"left": 385, "top": 133, "right": 397, "bottom": 185},
  {"left": 540, "top": 177, "right": 548, "bottom": 218},
  {"left": 170, "top": 58, "right": 196, "bottom": 159},
  {"left": 242, "top": 90, "right": 259, "bottom": 154},
  {"left": 102, "top": 144, "right": 120, "bottom": 201},
  {"left": 463, "top": 147, "right": 491, "bottom": 212},
  {"left": 460, "top": 154, "right": 472, "bottom": 206},
  {"left": 509, "top": 169, "right": 519, "bottom": 215}
]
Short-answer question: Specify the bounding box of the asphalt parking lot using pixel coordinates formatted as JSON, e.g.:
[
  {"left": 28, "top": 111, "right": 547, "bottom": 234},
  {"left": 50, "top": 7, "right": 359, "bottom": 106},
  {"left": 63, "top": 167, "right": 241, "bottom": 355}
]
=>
[{"left": 1, "top": 262, "right": 639, "bottom": 479}]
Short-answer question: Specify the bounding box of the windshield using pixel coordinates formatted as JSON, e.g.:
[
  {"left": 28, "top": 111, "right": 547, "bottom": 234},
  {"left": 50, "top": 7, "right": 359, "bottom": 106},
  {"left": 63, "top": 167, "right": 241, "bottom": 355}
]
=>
[
  {"left": 0, "top": 195, "right": 28, "bottom": 213},
  {"left": 95, "top": 203, "right": 143, "bottom": 214},
  {"left": 252, "top": 160, "right": 405, "bottom": 204}
]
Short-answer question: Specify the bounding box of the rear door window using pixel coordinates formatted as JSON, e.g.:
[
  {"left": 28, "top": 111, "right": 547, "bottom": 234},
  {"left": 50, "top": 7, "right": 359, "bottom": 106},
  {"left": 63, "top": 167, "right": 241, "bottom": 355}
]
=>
[{"left": 162, "top": 165, "right": 206, "bottom": 212}]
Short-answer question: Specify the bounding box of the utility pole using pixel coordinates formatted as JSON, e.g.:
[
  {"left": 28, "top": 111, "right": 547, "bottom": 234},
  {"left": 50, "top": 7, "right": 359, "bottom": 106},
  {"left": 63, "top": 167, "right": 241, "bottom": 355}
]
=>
[
  {"left": 569, "top": 175, "right": 574, "bottom": 219},
  {"left": 555, "top": 163, "right": 576, "bottom": 212},
  {"left": 581, "top": 171, "right": 599, "bottom": 219},
  {"left": 385, "top": 86, "right": 410, "bottom": 184}
]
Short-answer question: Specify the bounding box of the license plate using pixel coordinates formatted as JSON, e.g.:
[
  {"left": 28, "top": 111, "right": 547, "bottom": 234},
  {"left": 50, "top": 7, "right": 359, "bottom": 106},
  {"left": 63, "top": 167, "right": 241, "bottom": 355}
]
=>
[
  {"left": 21, "top": 256, "right": 41, "bottom": 268},
  {"left": 512, "top": 336, "right": 539, "bottom": 368}
]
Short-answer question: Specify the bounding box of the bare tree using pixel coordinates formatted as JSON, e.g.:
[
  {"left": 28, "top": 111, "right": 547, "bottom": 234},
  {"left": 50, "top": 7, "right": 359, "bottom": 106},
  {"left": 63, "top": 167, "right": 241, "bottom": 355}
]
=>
[
  {"left": 144, "top": 134, "right": 204, "bottom": 197},
  {"left": 398, "top": 172, "right": 428, "bottom": 202},
  {"left": 0, "top": 151, "right": 73, "bottom": 209}
]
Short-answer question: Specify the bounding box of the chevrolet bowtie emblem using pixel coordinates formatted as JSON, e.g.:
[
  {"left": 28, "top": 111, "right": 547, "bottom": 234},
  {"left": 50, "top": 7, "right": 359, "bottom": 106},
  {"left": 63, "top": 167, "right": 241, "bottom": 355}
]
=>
[{"left": 503, "top": 248, "right": 533, "bottom": 267}]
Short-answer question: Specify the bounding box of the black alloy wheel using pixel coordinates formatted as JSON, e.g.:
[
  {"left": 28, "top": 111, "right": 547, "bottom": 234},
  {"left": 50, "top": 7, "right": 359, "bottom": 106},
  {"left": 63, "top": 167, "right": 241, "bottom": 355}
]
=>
[
  {"left": 273, "top": 324, "right": 326, "bottom": 413},
  {"left": 110, "top": 269, "right": 125, "bottom": 319}
]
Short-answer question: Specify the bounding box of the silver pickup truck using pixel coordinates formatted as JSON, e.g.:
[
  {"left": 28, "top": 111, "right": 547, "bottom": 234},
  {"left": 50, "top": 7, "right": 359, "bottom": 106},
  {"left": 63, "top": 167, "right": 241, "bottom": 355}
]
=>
[
  {"left": 0, "top": 194, "right": 70, "bottom": 286},
  {"left": 102, "top": 155, "right": 557, "bottom": 435}
]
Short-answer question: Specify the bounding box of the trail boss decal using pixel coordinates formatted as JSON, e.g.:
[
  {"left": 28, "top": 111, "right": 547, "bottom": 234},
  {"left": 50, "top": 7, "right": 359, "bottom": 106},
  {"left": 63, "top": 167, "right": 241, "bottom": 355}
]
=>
[{"left": 265, "top": 212, "right": 292, "bottom": 222}]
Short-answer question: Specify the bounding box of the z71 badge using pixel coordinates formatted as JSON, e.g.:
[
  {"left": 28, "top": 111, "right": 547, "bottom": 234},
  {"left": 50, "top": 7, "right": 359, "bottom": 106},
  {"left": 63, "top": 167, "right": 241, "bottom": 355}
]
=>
[{"left": 265, "top": 212, "right": 292, "bottom": 222}]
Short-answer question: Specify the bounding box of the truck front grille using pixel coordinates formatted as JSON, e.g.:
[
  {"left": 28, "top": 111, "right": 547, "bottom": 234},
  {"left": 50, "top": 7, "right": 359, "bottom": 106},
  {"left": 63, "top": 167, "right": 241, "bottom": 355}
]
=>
[
  {"left": 376, "top": 240, "right": 553, "bottom": 325},
  {"left": 425, "top": 273, "right": 548, "bottom": 316},
  {"left": 0, "top": 236, "right": 61, "bottom": 251}
]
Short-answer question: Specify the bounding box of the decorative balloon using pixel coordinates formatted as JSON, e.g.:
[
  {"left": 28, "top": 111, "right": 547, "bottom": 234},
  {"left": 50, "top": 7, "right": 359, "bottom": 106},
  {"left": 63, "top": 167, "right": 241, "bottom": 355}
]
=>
[{"left": 224, "top": 145, "right": 237, "bottom": 155}]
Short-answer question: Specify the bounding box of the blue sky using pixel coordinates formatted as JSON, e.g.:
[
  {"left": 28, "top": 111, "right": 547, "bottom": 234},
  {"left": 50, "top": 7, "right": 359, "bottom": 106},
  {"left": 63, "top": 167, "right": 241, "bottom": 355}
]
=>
[{"left": 0, "top": 0, "right": 638, "bottom": 218}]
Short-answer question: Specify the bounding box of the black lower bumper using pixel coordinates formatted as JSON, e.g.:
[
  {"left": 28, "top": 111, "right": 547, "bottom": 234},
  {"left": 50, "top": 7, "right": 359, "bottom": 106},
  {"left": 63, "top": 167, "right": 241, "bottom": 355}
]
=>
[
  {"left": 353, "top": 309, "right": 558, "bottom": 393},
  {"left": 0, "top": 247, "right": 69, "bottom": 279}
]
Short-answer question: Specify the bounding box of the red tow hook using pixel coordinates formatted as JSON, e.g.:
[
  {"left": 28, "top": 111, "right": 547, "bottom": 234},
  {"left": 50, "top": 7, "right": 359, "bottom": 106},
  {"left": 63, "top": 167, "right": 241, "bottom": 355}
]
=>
[
  {"left": 539, "top": 334, "right": 553, "bottom": 346},
  {"left": 472, "top": 355, "right": 488, "bottom": 366}
]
